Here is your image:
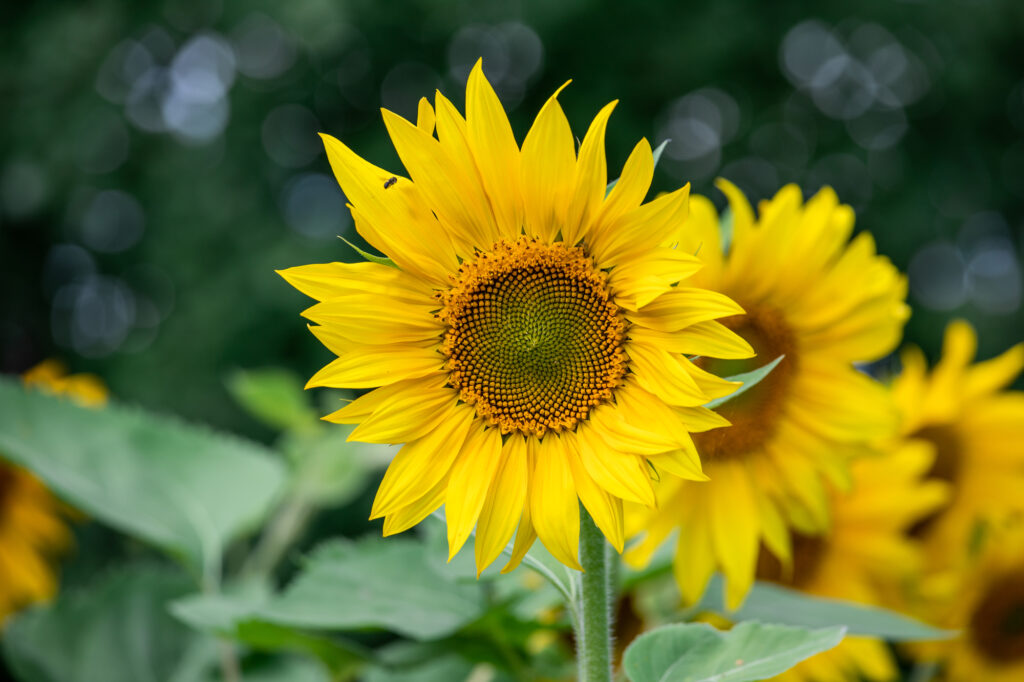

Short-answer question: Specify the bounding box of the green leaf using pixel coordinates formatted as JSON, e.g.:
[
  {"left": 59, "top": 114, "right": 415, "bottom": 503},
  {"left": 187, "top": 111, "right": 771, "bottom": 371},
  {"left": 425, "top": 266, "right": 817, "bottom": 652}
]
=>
[
  {"left": 361, "top": 642, "right": 489, "bottom": 682},
  {"left": 2, "top": 564, "right": 213, "bottom": 682},
  {"left": 0, "top": 377, "right": 286, "bottom": 576},
  {"left": 171, "top": 584, "right": 369, "bottom": 673},
  {"left": 281, "top": 426, "right": 385, "bottom": 507},
  {"left": 176, "top": 537, "right": 486, "bottom": 641},
  {"left": 606, "top": 138, "right": 671, "bottom": 194},
  {"left": 623, "top": 621, "right": 845, "bottom": 682},
  {"left": 259, "top": 538, "right": 485, "bottom": 639},
  {"left": 340, "top": 237, "right": 398, "bottom": 268},
  {"left": 240, "top": 657, "right": 332, "bottom": 682},
  {"left": 697, "top": 575, "right": 952, "bottom": 642},
  {"left": 226, "top": 368, "right": 318, "bottom": 432},
  {"left": 704, "top": 356, "right": 785, "bottom": 409}
]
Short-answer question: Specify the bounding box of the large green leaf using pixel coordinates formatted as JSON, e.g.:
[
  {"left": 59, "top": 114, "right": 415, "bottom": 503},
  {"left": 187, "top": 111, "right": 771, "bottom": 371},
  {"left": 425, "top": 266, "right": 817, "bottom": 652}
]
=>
[
  {"left": 170, "top": 580, "right": 369, "bottom": 674},
  {"left": 2, "top": 564, "right": 214, "bottom": 682},
  {"left": 697, "top": 575, "right": 951, "bottom": 642},
  {"left": 259, "top": 537, "right": 485, "bottom": 639},
  {"left": 240, "top": 657, "right": 332, "bottom": 682},
  {"left": 362, "top": 654, "right": 475, "bottom": 682},
  {"left": 225, "top": 367, "right": 318, "bottom": 432},
  {"left": 0, "top": 377, "right": 286, "bottom": 575},
  {"left": 623, "top": 621, "right": 845, "bottom": 682},
  {"left": 280, "top": 426, "right": 386, "bottom": 507},
  {"left": 174, "top": 537, "right": 486, "bottom": 641},
  {"left": 359, "top": 640, "right": 523, "bottom": 682}
]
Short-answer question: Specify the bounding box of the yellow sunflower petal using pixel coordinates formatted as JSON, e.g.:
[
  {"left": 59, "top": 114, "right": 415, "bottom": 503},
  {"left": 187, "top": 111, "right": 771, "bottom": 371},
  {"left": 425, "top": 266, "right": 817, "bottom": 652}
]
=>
[
  {"left": 348, "top": 387, "right": 458, "bottom": 443},
  {"left": 301, "top": 295, "right": 441, "bottom": 344},
  {"left": 564, "top": 100, "right": 617, "bottom": 246},
  {"left": 369, "top": 403, "right": 476, "bottom": 518},
  {"left": 520, "top": 82, "right": 575, "bottom": 243},
  {"left": 565, "top": 432, "right": 625, "bottom": 552},
  {"left": 382, "top": 108, "right": 498, "bottom": 251},
  {"left": 576, "top": 423, "right": 656, "bottom": 506},
  {"left": 320, "top": 134, "right": 457, "bottom": 282},
  {"left": 465, "top": 59, "right": 522, "bottom": 241},
  {"left": 597, "top": 137, "right": 654, "bottom": 229},
  {"left": 671, "top": 487, "right": 718, "bottom": 605},
  {"left": 416, "top": 96, "right": 435, "bottom": 134},
  {"left": 276, "top": 261, "right": 432, "bottom": 304},
  {"left": 627, "top": 342, "right": 709, "bottom": 407},
  {"left": 445, "top": 421, "right": 504, "bottom": 561},
  {"left": 609, "top": 247, "right": 704, "bottom": 310},
  {"left": 305, "top": 342, "right": 442, "bottom": 389},
  {"left": 629, "top": 321, "right": 754, "bottom": 359},
  {"left": 708, "top": 463, "right": 761, "bottom": 609},
  {"left": 382, "top": 473, "right": 449, "bottom": 536},
  {"left": 590, "top": 184, "right": 690, "bottom": 269},
  {"left": 475, "top": 434, "right": 529, "bottom": 575},
  {"left": 323, "top": 374, "right": 447, "bottom": 424},
  {"left": 626, "top": 287, "right": 745, "bottom": 332},
  {"left": 529, "top": 434, "right": 582, "bottom": 570},
  {"left": 502, "top": 441, "right": 539, "bottom": 573}
]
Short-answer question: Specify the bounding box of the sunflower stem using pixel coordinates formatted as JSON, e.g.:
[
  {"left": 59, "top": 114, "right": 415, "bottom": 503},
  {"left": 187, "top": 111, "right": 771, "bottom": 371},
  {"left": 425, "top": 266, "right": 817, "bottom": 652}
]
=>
[{"left": 578, "top": 507, "right": 614, "bottom": 682}]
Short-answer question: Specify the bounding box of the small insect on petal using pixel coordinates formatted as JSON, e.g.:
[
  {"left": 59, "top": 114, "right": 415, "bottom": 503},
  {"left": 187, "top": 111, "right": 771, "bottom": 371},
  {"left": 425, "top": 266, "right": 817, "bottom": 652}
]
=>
[{"left": 383, "top": 176, "right": 397, "bottom": 189}]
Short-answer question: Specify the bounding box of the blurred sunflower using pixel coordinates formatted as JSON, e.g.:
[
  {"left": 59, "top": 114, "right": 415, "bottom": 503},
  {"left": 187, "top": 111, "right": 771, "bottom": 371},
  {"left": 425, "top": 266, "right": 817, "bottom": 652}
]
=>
[
  {"left": 892, "top": 319, "right": 1024, "bottom": 569},
  {"left": 279, "top": 61, "right": 753, "bottom": 573},
  {"left": 913, "top": 522, "right": 1024, "bottom": 681},
  {"left": 1, "top": 360, "right": 106, "bottom": 623},
  {"left": 759, "top": 443, "right": 948, "bottom": 682},
  {"left": 626, "top": 182, "right": 910, "bottom": 607}
]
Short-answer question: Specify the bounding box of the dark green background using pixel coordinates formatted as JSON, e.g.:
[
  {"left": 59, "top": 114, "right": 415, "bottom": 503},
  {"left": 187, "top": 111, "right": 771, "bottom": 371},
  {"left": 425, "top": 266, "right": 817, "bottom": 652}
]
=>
[{"left": 2, "top": 0, "right": 1022, "bottom": 439}]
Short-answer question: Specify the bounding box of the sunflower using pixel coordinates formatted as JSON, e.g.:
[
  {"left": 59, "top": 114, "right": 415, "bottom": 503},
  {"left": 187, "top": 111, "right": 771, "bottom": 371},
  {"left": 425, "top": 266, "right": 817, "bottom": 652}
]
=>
[
  {"left": 758, "top": 442, "right": 948, "bottom": 682},
  {"left": 1, "top": 360, "right": 106, "bottom": 623},
  {"left": 891, "top": 319, "right": 1024, "bottom": 570},
  {"left": 279, "top": 61, "right": 754, "bottom": 574},
  {"left": 626, "top": 181, "right": 910, "bottom": 607},
  {"left": 913, "top": 522, "right": 1024, "bottom": 681}
]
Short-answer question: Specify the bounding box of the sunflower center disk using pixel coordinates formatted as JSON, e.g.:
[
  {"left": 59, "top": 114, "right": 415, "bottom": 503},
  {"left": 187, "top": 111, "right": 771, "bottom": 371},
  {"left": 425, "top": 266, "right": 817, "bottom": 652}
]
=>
[
  {"left": 755, "top": 531, "right": 827, "bottom": 589},
  {"left": 439, "top": 238, "right": 628, "bottom": 437},
  {"left": 692, "top": 305, "right": 797, "bottom": 459},
  {"left": 970, "top": 567, "right": 1024, "bottom": 663},
  {"left": 907, "top": 424, "right": 964, "bottom": 537}
]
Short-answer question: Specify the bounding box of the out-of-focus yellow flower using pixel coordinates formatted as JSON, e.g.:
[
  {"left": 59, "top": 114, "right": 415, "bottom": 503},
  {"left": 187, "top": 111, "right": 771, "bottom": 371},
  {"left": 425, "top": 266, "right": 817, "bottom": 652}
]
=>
[
  {"left": 627, "top": 182, "right": 909, "bottom": 608},
  {"left": 1, "top": 360, "right": 107, "bottom": 623},
  {"left": 763, "top": 444, "right": 947, "bottom": 682},
  {"left": 279, "top": 61, "right": 753, "bottom": 574},
  {"left": 913, "top": 522, "right": 1024, "bottom": 681},
  {"left": 892, "top": 320, "right": 1024, "bottom": 569}
]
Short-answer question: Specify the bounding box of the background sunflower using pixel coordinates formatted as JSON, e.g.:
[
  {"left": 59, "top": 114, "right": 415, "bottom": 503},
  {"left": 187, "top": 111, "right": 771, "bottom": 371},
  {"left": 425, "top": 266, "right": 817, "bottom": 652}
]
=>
[
  {"left": 911, "top": 522, "right": 1024, "bottom": 682},
  {"left": 891, "top": 320, "right": 1024, "bottom": 570},
  {"left": 761, "top": 444, "right": 948, "bottom": 682},
  {"left": 627, "top": 182, "right": 909, "bottom": 608},
  {"left": 0, "top": 361, "right": 105, "bottom": 624}
]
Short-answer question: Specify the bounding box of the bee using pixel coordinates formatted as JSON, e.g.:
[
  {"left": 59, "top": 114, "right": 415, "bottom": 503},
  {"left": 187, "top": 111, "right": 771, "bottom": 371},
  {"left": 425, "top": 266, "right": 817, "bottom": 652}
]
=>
[{"left": 383, "top": 176, "right": 398, "bottom": 189}]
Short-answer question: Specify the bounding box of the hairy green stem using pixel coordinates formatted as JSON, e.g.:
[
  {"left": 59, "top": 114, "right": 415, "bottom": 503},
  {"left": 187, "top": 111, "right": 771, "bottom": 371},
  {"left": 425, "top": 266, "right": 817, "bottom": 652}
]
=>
[
  {"left": 243, "top": 496, "right": 312, "bottom": 577},
  {"left": 578, "top": 507, "right": 613, "bottom": 682}
]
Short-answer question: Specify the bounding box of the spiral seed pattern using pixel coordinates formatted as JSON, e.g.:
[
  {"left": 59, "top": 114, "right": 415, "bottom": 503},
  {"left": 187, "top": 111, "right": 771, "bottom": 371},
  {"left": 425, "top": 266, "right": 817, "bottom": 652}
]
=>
[{"left": 438, "top": 238, "right": 628, "bottom": 436}]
